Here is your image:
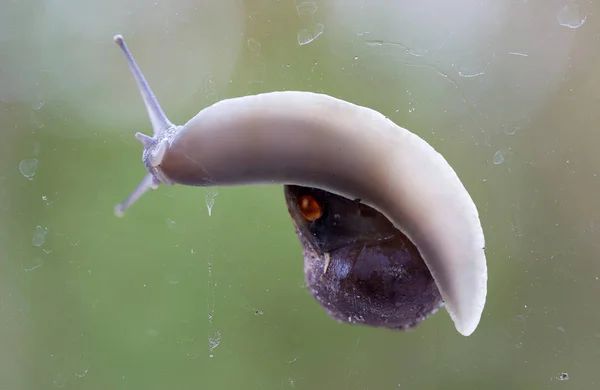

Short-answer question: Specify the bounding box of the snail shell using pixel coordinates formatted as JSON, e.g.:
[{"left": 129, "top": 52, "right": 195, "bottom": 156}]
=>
[{"left": 284, "top": 185, "right": 443, "bottom": 329}]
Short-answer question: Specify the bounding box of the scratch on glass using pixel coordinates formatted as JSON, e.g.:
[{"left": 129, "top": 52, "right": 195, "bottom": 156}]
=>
[
  {"left": 364, "top": 40, "right": 427, "bottom": 57},
  {"left": 452, "top": 60, "right": 492, "bottom": 78},
  {"left": 403, "top": 62, "right": 485, "bottom": 134},
  {"left": 206, "top": 255, "right": 220, "bottom": 357}
]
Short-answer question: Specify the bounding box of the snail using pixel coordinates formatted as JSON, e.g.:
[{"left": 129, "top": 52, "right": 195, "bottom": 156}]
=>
[{"left": 112, "top": 34, "right": 487, "bottom": 336}]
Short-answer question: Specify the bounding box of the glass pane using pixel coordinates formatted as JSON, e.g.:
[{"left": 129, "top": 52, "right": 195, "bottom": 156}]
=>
[{"left": 1, "top": 0, "right": 597, "bottom": 388}]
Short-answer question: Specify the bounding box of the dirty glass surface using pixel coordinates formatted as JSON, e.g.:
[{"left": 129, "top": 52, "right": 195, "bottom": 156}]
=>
[{"left": 1, "top": 0, "right": 598, "bottom": 388}]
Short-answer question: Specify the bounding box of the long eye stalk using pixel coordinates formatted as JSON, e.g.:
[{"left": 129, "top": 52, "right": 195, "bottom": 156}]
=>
[{"left": 113, "top": 35, "right": 173, "bottom": 136}]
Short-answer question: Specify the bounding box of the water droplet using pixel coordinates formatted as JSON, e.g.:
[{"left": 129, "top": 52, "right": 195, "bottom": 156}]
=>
[
  {"left": 297, "top": 23, "right": 324, "bottom": 46},
  {"left": 504, "top": 125, "right": 518, "bottom": 135},
  {"left": 19, "top": 158, "right": 38, "bottom": 179},
  {"left": 53, "top": 373, "right": 66, "bottom": 388},
  {"left": 353, "top": 56, "right": 359, "bottom": 60},
  {"left": 166, "top": 219, "right": 176, "bottom": 229},
  {"left": 247, "top": 38, "right": 261, "bottom": 53},
  {"left": 296, "top": 1, "right": 317, "bottom": 15},
  {"left": 205, "top": 189, "right": 218, "bottom": 216},
  {"left": 208, "top": 330, "right": 221, "bottom": 356},
  {"left": 557, "top": 4, "right": 587, "bottom": 29},
  {"left": 41, "top": 194, "right": 54, "bottom": 206},
  {"left": 74, "top": 367, "right": 89, "bottom": 378},
  {"left": 493, "top": 150, "right": 505, "bottom": 165},
  {"left": 33, "top": 226, "right": 47, "bottom": 247},
  {"left": 33, "top": 101, "right": 45, "bottom": 110}
]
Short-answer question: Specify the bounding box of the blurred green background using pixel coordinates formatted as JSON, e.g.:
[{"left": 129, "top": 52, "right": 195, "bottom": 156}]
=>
[{"left": 1, "top": 0, "right": 599, "bottom": 389}]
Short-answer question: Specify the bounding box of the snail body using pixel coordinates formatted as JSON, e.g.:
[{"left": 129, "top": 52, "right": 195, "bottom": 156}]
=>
[{"left": 112, "top": 35, "right": 487, "bottom": 336}]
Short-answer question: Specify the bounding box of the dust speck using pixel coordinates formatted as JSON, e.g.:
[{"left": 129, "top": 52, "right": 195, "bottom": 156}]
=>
[
  {"left": 0, "top": 187, "right": 10, "bottom": 211},
  {"left": 33, "top": 101, "right": 45, "bottom": 110},
  {"left": 297, "top": 23, "right": 324, "bottom": 46},
  {"left": 19, "top": 158, "right": 38, "bottom": 179},
  {"left": 33, "top": 226, "right": 48, "bottom": 247},
  {"left": 254, "top": 309, "right": 264, "bottom": 316},
  {"left": 557, "top": 4, "right": 587, "bottom": 29},
  {"left": 558, "top": 372, "right": 569, "bottom": 381}
]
